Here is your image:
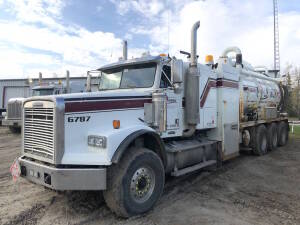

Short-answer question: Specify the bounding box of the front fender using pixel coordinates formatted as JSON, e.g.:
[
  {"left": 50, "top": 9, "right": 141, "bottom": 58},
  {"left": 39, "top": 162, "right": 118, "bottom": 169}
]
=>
[
  {"left": 109, "top": 129, "right": 167, "bottom": 169},
  {"left": 104, "top": 125, "right": 155, "bottom": 162}
]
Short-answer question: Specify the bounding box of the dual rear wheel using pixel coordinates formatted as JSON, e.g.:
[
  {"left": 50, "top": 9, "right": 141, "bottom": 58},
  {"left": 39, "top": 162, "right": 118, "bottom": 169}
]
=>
[
  {"left": 253, "top": 121, "right": 288, "bottom": 156},
  {"left": 253, "top": 124, "right": 268, "bottom": 155},
  {"left": 267, "top": 123, "right": 278, "bottom": 151},
  {"left": 278, "top": 121, "right": 289, "bottom": 146}
]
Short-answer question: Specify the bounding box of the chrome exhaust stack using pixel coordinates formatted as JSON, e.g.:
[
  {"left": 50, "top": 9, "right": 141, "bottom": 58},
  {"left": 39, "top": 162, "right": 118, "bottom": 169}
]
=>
[
  {"left": 38, "top": 72, "right": 42, "bottom": 85},
  {"left": 123, "top": 40, "right": 128, "bottom": 60},
  {"left": 86, "top": 72, "right": 91, "bottom": 92},
  {"left": 66, "top": 70, "right": 70, "bottom": 93},
  {"left": 184, "top": 21, "right": 200, "bottom": 137},
  {"left": 190, "top": 21, "right": 200, "bottom": 67}
]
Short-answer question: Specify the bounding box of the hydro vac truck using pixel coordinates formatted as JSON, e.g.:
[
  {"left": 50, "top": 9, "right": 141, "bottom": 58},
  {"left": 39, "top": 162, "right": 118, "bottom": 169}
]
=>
[{"left": 11, "top": 21, "right": 289, "bottom": 217}]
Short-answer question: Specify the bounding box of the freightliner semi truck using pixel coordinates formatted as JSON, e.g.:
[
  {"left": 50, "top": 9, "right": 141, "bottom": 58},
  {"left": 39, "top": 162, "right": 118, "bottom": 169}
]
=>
[{"left": 11, "top": 21, "right": 289, "bottom": 217}]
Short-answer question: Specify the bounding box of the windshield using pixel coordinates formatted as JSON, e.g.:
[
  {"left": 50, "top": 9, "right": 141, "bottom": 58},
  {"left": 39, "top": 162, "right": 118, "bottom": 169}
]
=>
[
  {"left": 32, "top": 89, "right": 54, "bottom": 96},
  {"left": 99, "top": 63, "right": 156, "bottom": 90}
]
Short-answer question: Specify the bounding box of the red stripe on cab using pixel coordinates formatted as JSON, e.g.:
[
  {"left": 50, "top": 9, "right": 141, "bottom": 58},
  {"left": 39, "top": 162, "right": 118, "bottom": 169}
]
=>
[{"left": 65, "top": 98, "right": 152, "bottom": 113}]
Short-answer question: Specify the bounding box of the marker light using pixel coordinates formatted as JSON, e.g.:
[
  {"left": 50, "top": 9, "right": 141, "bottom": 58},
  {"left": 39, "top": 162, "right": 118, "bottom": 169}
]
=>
[
  {"left": 113, "top": 120, "right": 120, "bottom": 129},
  {"left": 205, "top": 55, "right": 214, "bottom": 63},
  {"left": 88, "top": 135, "right": 107, "bottom": 148},
  {"left": 159, "top": 53, "right": 167, "bottom": 57}
]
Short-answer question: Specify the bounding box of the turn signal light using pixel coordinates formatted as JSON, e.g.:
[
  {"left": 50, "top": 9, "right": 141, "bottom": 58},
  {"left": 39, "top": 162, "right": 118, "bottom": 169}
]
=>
[
  {"left": 159, "top": 53, "right": 167, "bottom": 57},
  {"left": 113, "top": 120, "right": 120, "bottom": 129},
  {"left": 205, "top": 55, "right": 214, "bottom": 63}
]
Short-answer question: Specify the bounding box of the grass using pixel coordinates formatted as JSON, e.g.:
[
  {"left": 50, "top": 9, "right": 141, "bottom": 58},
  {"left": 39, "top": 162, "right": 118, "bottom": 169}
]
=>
[
  {"left": 289, "top": 117, "right": 299, "bottom": 121},
  {"left": 290, "top": 125, "right": 300, "bottom": 137}
]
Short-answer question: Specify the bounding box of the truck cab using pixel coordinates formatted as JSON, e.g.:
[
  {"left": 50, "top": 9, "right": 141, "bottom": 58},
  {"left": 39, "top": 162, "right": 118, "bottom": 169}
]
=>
[
  {"left": 32, "top": 85, "right": 66, "bottom": 96},
  {"left": 97, "top": 55, "right": 185, "bottom": 137}
]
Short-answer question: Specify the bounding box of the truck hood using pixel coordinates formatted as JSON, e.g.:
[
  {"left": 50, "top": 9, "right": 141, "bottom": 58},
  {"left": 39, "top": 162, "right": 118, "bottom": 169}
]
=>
[
  {"left": 26, "top": 89, "right": 153, "bottom": 101},
  {"left": 61, "top": 89, "right": 153, "bottom": 101},
  {"left": 8, "top": 97, "right": 26, "bottom": 103},
  {"left": 24, "top": 89, "right": 153, "bottom": 113}
]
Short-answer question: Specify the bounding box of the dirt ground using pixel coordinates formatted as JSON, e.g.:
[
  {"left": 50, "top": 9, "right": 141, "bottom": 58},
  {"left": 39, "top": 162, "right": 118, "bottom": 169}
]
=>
[{"left": 0, "top": 126, "right": 300, "bottom": 225}]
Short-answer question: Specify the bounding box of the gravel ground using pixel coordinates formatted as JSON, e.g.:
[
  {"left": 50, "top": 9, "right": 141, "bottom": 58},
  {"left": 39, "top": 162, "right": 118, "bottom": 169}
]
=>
[{"left": 0, "top": 126, "right": 300, "bottom": 225}]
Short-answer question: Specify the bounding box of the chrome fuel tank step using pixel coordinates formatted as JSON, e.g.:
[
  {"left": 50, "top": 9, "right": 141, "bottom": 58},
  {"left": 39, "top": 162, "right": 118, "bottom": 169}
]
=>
[{"left": 164, "top": 139, "right": 218, "bottom": 175}]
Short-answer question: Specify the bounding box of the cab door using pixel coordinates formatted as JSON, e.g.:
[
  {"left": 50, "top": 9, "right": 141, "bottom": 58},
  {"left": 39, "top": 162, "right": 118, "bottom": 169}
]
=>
[{"left": 160, "top": 65, "right": 181, "bottom": 132}]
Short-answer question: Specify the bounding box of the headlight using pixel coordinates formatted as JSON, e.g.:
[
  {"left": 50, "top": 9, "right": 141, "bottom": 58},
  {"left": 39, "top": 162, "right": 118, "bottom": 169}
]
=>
[{"left": 88, "top": 135, "right": 107, "bottom": 148}]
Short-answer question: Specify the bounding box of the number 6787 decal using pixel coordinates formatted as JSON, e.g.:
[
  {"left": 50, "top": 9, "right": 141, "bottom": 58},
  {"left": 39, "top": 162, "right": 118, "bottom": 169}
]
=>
[{"left": 68, "top": 116, "right": 91, "bottom": 123}]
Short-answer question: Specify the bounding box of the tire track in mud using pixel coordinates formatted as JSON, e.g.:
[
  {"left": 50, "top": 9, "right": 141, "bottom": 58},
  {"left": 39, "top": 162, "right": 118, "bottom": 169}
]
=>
[
  {"left": 151, "top": 146, "right": 300, "bottom": 225},
  {"left": 3, "top": 203, "right": 46, "bottom": 225},
  {"left": 1, "top": 127, "right": 300, "bottom": 225}
]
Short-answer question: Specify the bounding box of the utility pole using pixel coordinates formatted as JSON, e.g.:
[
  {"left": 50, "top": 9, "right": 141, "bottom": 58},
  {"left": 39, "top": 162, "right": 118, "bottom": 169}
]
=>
[{"left": 273, "top": 0, "right": 280, "bottom": 78}]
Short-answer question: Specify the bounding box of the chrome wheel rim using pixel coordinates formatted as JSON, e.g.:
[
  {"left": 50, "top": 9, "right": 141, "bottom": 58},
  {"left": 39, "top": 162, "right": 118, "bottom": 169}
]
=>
[{"left": 130, "top": 167, "right": 155, "bottom": 203}]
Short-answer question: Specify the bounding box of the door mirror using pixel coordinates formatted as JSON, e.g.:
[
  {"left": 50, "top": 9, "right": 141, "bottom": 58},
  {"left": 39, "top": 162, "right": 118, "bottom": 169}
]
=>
[{"left": 171, "top": 59, "right": 183, "bottom": 84}]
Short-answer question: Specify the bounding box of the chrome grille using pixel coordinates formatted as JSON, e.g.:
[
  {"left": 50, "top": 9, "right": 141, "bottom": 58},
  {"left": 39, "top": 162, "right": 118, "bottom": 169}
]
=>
[
  {"left": 24, "top": 107, "right": 54, "bottom": 162},
  {"left": 7, "top": 101, "right": 22, "bottom": 119}
]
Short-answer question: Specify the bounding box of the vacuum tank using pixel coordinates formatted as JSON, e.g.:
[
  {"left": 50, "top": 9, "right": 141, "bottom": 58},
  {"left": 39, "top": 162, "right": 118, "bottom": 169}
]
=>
[
  {"left": 222, "top": 47, "right": 283, "bottom": 122},
  {"left": 240, "top": 72, "right": 281, "bottom": 121}
]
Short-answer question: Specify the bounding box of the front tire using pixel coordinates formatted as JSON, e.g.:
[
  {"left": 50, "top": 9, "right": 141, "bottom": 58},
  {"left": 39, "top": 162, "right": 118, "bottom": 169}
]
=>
[
  {"left": 253, "top": 125, "right": 268, "bottom": 156},
  {"left": 103, "top": 148, "right": 165, "bottom": 218}
]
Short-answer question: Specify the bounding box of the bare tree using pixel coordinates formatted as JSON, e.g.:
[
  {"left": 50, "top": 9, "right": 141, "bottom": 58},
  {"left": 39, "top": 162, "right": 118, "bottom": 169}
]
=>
[
  {"left": 283, "top": 64, "right": 300, "bottom": 118},
  {"left": 295, "top": 67, "right": 300, "bottom": 119}
]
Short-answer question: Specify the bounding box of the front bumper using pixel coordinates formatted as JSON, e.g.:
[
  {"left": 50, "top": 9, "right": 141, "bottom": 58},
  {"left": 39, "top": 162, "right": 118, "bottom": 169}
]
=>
[
  {"left": 19, "top": 156, "right": 107, "bottom": 190},
  {"left": 2, "top": 119, "right": 21, "bottom": 127}
]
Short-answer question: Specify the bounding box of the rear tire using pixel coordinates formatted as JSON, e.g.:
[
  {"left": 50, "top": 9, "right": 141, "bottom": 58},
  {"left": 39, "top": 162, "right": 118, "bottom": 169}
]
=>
[
  {"left": 103, "top": 147, "right": 165, "bottom": 218},
  {"left": 267, "top": 123, "right": 278, "bottom": 151},
  {"left": 278, "top": 121, "right": 288, "bottom": 146},
  {"left": 253, "top": 125, "right": 268, "bottom": 156}
]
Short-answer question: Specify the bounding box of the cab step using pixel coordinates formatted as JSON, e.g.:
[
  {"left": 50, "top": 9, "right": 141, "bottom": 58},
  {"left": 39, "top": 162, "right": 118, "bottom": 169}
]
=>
[
  {"left": 164, "top": 139, "right": 219, "bottom": 176},
  {"left": 171, "top": 160, "right": 216, "bottom": 177}
]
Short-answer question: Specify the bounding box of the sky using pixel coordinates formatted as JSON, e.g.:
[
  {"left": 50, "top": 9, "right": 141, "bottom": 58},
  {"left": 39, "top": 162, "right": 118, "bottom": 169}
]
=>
[{"left": 0, "top": 0, "right": 299, "bottom": 79}]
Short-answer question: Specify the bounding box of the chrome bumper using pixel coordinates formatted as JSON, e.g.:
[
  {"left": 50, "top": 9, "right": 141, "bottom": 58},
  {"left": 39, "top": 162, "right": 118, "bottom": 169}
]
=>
[
  {"left": 2, "top": 119, "right": 21, "bottom": 127},
  {"left": 19, "top": 156, "right": 107, "bottom": 190}
]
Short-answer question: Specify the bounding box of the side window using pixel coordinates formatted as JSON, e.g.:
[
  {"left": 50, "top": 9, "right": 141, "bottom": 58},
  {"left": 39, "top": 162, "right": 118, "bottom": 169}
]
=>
[{"left": 160, "top": 65, "right": 171, "bottom": 88}]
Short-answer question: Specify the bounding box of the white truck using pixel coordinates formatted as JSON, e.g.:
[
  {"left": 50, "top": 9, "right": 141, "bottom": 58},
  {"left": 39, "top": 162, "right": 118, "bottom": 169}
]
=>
[
  {"left": 3, "top": 73, "right": 87, "bottom": 132},
  {"left": 13, "top": 21, "right": 289, "bottom": 217}
]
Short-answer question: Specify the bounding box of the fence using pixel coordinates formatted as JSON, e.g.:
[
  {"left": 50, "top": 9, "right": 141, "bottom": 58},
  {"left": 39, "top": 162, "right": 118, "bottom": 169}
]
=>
[{"left": 289, "top": 121, "right": 300, "bottom": 133}]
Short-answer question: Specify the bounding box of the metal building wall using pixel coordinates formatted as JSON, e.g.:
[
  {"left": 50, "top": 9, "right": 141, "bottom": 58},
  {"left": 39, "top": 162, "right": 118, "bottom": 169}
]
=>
[
  {"left": 0, "top": 76, "right": 99, "bottom": 109},
  {"left": 0, "top": 79, "right": 29, "bottom": 109}
]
